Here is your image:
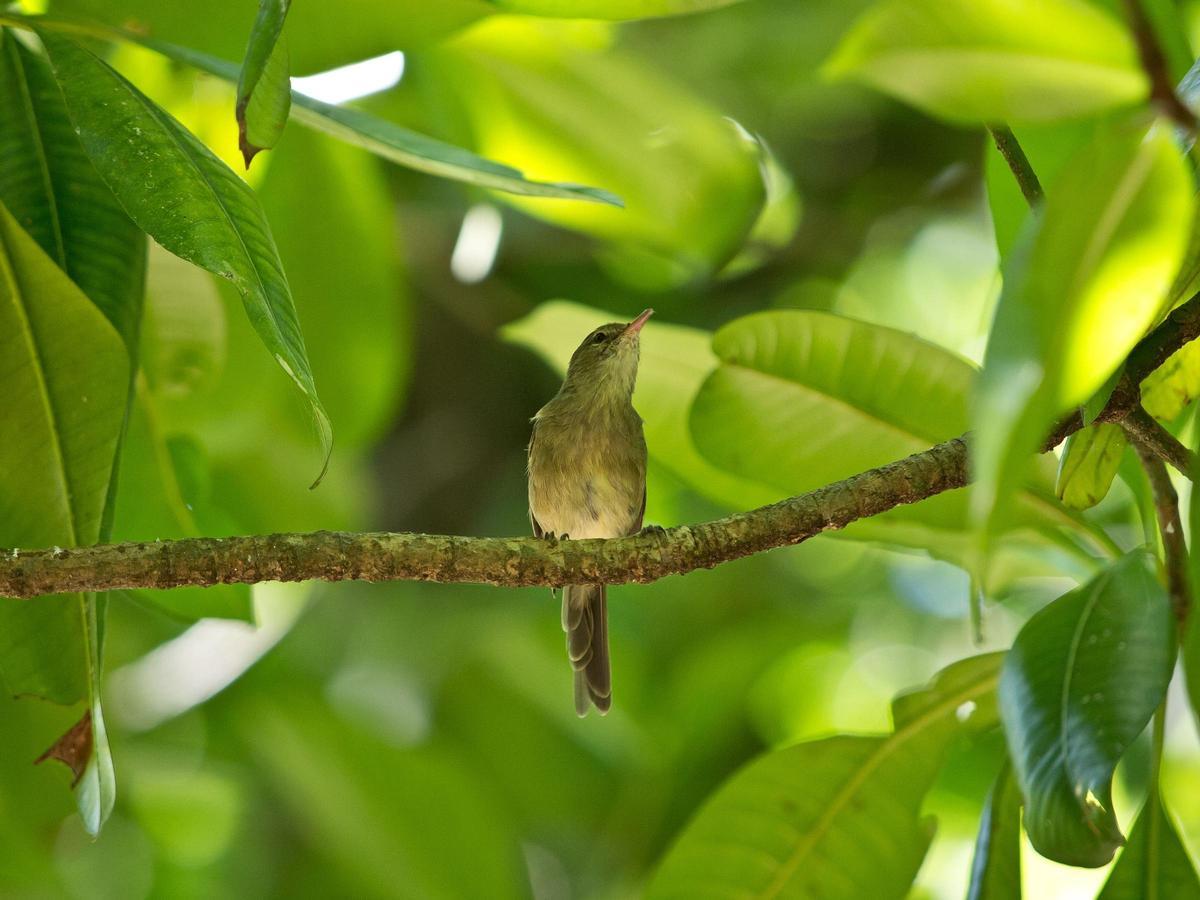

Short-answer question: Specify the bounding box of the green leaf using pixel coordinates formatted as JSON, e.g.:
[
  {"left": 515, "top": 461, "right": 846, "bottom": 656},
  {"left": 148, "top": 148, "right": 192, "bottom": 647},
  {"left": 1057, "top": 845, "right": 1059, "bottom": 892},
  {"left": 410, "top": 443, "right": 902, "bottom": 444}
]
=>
[
  {"left": 481, "top": 0, "right": 745, "bottom": 18},
  {"left": 972, "top": 121, "right": 1192, "bottom": 544},
  {"left": 824, "top": 0, "right": 1146, "bottom": 124},
  {"left": 503, "top": 301, "right": 773, "bottom": 521},
  {"left": 1056, "top": 423, "right": 1126, "bottom": 510},
  {"left": 235, "top": 0, "right": 291, "bottom": 168},
  {"left": 967, "top": 763, "right": 1023, "bottom": 900},
  {"left": 0, "top": 29, "right": 145, "bottom": 349},
  {"left": 436, "top": 17, "right": 763, "bottom": 287},
  {"left": 1141, "top": 341, "right": 1200, "bottom": 424},
  {"left": 0, "top": 201, "right": 126, "bottom": 832},
  {"left": 38, "top": 31, "right": 332, "bottom": 487},
  {"left": 686, "top": 310, "right": 1100, "bottom": 568},
  {"left": 1098, "top": 793, "right": 1200, "bottom": 899},
  {"left": 999, "top": 551, "right": 1175, "bottom": 867},
  {"left": 646, "top": 654, "right": 1002, "bottom": 899}
]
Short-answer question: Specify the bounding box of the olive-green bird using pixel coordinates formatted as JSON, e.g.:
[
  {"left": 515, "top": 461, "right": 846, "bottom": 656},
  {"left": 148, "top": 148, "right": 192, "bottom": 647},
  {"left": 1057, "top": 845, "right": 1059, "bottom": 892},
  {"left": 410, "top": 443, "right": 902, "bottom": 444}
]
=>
[{"left": 527, "top": 309, "right": 652, "bottom": 716}]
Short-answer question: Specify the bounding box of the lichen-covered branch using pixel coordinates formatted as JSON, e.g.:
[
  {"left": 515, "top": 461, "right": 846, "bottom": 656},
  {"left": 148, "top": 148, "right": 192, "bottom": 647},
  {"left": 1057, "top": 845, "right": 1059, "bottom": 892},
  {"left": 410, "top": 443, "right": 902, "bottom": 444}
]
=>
[
  {"left": 4, "top": 295, "right": 1200, "bottom": 601},
  {"left": 1122, "top": 407, "right": 1196, "bottom": 477}
]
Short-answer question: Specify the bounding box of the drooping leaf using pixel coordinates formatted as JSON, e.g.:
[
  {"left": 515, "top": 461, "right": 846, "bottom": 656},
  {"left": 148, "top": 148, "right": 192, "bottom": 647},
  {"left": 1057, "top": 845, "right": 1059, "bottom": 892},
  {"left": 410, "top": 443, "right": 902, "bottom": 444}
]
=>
[
  {"left": 38, "top": 31, "right": 333, "bottom": 486},
  {"left": 0, "top": 28, "right": 146, "bottom": 349},
  {"left": 1056, "top": 423, "right": 1126, "bottom": 510},
  {"left": 999, "top": 551, "right": 1175, "bottom": 867},
  {"left": 972, "top": 121, "right": 1192, "bottom": 545},
  {"left": 0, "top": 201, "right": 125, "bottom": 833},
  {"left": 235, "top": 0, "right": 291, "bottom": 168},
  {"left": 966, "top": 763, "right": 1023, "bottom": 900},
  {"left": 646, "top": 654, "right": 1002, "bottom": 899},
  {"left": 1097, "top": 793, "right": 1200, "bottom": 899},
  {"left": 685, "top": 310, "right": 1105, "bottom": 570},
  {"left": 482, "top": 0, "right": 745, "bottom": 19},
  {"left": 824, "top": 0, "right": 1146, "bottom": 124}
]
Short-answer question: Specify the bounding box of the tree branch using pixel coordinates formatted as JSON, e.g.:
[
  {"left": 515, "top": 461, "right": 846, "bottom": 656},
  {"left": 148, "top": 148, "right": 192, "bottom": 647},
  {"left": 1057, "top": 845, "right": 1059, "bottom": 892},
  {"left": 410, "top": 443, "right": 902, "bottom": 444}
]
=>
[
  {"left": 4, "top": 294, "right": 1200, "bottom": 600},
  {"left": 1129, "top": 437, "right": 1191, "bottom": 622},
  {"left": 987, "top": 125, "right": 1043, "bottom": 205},
  {"left": 1121, "top": 407, "right": 1196, "bottom": 477},
  {"left": 1122, "top": 0, "right": 1198, "bottom": 135}
]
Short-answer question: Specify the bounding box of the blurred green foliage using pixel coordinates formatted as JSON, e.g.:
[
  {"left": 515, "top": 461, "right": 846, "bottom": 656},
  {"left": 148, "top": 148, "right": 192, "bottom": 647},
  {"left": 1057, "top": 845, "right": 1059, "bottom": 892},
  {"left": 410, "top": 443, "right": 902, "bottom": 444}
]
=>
[{"left": 3, "top": 0, "right": 1200, "bottom": 897}]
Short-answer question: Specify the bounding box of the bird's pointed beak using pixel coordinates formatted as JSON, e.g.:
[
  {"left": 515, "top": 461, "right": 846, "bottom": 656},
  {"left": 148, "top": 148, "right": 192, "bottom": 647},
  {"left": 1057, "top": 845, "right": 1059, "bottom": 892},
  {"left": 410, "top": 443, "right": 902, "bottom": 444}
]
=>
[{"left": 623, "top": 308, "right": 654, "bottom": 338}]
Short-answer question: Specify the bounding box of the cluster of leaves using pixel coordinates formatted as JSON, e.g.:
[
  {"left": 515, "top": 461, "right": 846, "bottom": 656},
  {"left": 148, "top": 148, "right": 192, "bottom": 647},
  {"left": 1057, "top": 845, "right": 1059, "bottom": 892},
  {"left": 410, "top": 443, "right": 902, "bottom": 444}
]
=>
[{"left": 4, "top": 0, "right": 1200, "bottom": 897}]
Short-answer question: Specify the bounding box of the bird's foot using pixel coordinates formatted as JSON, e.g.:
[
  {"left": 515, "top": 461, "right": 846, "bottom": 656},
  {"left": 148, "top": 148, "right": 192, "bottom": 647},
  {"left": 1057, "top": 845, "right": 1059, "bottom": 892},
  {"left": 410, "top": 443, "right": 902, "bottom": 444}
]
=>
[{"left": 638, "top": 524, "right": 667, "bottom": 538}]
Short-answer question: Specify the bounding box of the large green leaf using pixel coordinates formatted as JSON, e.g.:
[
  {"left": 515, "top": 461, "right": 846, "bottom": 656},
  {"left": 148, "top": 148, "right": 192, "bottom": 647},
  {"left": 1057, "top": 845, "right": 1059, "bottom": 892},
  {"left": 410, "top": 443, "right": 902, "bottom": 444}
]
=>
[
  {"left": 435, "top": 17, "right": 764, "bottom": 288},
  {"left": 503, "top": 301, "right": 774, "bottom": 522},
  {"left": 483, "top": 0, "right": 745, "bottom": 18},
  {"left": 0, "top": 29, "right": 145, "bottom": 348},
  {"left": 235, "top": 0, "right": 291, "bottom": 167},
  {"left": 1055, "top": 423, "right": 1126, "bottom": 510},
  {"left": 686, "top": 310, "right": 1102, "bottom": 569},
  {"left": 646, "top": 654, "right": 1002, "bottom": 899},
  {"left": 999, "top": 551, "right": 1175, "bottom": 867},
  {"left": 972, "top": 122, "right": 1192, "bottom": 544},
  {"left": 967, "top": 763, "right": 1023, "bottom": 900},
  {"left": 1097, "top": 794, "right": 1200, "bottom": 899},
  {"left": 824, "top": 0, "right": 1146, "bottom": 124},
  {"left": 38, "top": 31, "right": 333, "bottom": 486},
  {"left": 0, "top": 201, "right": 125, "bottom": 832}
]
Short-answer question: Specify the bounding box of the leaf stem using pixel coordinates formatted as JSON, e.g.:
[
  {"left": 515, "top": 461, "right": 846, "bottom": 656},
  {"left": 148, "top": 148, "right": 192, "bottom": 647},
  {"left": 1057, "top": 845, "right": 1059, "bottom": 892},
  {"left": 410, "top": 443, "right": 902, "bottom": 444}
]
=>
[
  {"left": 987, "top": 125, "right": 1043, "bottom": 206},
  {"left": 1122, "top": 0, "right": 1199, "bottom": 136},
  {"left": 1129, "top": 435, "right": 1191, "bottom": 622}
]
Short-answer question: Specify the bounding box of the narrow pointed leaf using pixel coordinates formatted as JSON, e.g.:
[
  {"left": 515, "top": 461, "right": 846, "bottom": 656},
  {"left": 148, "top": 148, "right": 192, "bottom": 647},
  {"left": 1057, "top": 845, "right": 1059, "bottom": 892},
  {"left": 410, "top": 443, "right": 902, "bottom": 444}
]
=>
[
  {"left": 1056, "top": 423, "right": 1126, "bottom": 510},
  {"left": 1098, "top": 794, "right": 1200, "bottom": 899},
  {"left": 967, "top": 763, "right": 1023, "bottom": 900},
  {"left": 115, "top": 30, "right": 623, "bottom": 206},
  {"left": 999, "top": 551, "right": 1175, "bottom": 867},
  {"left": 0, "top": 29, "right": 145, "bottom": 349},
  {"left": 0, "top": 201, "right": 125, "bottom": 832},
  {"left": 235, "top": 0, "right": 291, "bottom": 168},
  {"left": 972, "top": 121, "right": 1192, "bottom": 544},
  {"left": 38, "top": 31, "right": 331, "bottom": 485},
  {"left": 825, "top": 0, "right": 1146, "bottom": 124},
  {"left": 646, "top": 654, "right": 1002, "bottom": 899}
]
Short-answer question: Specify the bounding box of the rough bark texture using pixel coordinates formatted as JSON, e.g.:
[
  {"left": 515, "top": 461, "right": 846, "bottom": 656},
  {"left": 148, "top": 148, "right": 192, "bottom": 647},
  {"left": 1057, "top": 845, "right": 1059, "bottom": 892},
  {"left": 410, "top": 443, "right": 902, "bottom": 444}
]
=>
[{"left": 3, "top": 294, "right": 1200, "bottom": 601}]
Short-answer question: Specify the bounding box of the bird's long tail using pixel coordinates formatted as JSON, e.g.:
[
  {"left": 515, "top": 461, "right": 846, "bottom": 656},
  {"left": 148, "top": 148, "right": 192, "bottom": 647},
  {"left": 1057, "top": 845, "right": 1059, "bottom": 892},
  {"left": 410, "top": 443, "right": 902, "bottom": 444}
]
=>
[{"left": 562, "top": 584, "right": 611, "bottom": 716}]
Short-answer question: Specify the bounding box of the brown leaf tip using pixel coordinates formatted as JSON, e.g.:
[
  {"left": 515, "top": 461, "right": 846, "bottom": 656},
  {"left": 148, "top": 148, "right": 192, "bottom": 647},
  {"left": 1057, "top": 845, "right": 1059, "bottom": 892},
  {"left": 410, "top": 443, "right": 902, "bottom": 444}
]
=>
[{"left": 35, "top": 710, "right": 93, "bottom": 787}]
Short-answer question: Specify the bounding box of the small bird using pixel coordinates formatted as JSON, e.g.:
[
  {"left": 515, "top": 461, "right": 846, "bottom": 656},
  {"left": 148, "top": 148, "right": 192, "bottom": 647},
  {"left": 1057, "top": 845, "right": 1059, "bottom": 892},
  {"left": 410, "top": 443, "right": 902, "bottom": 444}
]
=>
[{"left": 527, "top": 309, "right": 652, "bottom": 716}]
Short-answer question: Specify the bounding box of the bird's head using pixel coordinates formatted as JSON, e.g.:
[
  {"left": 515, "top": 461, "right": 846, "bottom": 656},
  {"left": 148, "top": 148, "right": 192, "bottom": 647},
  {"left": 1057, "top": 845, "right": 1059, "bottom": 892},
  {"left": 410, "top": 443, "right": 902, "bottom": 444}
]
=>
[{"left": 563, "top": 309, "right": 653, "bottom": 400}]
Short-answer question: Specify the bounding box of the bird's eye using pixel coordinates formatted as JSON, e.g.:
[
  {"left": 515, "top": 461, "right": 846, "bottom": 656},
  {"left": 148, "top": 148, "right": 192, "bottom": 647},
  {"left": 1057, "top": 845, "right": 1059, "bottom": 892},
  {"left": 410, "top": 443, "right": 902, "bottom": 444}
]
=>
[{"left": 593, "top": 332, "right": 608, "bottom": 345}]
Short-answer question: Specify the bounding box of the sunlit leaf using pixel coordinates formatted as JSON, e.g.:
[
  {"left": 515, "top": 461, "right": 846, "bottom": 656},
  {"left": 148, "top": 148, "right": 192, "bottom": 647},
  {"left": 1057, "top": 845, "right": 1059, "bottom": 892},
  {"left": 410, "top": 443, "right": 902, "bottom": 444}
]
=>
[
  {"left": 436, "top": 17, "right": 763, "bottom": 288},
  {"left": 0, "top": 201, "right": 125, "bottom": 833},
  {"left": 647, "top": 654, "right": 1002, "bottom": 899},
  {"left": 972, "top": 121, "right": 1192, "bottom": 545},
  {"left": 39, "top": 31, "right": 333, "bottom": 487},
  {"left": 1097, "top": 793, "right": 1200, "bottom": 899},
  {"left": 1055, "top": 423, "right": 1126, "bottom": 510},
  {"left": 999, "top": 550, "right": 1174, "bottom": 867},
  {"left": 235, "top": 0, "right": 291, "bottom": 167},
  {"left": 966, "top": 763, "right": 1022, "bottom": 900},
  {"left": 825, "top": 0, "right": 1146, "bottom": 124}
]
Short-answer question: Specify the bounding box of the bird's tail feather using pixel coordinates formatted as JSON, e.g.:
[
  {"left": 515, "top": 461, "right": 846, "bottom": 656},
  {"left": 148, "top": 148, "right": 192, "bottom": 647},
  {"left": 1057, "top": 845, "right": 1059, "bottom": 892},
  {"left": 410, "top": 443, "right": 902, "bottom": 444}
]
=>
[{"left": 563, "top": 584, "right": 611, "bottom": 716}]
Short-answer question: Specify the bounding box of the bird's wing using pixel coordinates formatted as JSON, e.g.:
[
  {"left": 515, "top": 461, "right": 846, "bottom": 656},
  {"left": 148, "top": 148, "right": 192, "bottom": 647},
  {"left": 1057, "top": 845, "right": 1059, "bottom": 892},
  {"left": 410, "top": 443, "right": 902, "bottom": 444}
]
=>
[{"left": 528, "top": 418, "right": 545, "bottom": 538}]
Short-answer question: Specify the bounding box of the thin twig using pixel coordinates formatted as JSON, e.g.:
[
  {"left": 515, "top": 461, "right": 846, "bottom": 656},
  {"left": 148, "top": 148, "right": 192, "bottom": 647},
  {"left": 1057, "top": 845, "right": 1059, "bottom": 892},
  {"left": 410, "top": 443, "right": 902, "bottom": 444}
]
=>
[
  {"left": 1122, "top": 407, "right": 1197, "bottom": 477},
  {"left": 987, "top": 125, "right": 1043, "bottom": 205},
  {"left": 1129, "top": 437, "right": 1191, "bottom": 622},
  {"left": 1122, "top": 0, "right": 1199, "bottom": 135}
]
